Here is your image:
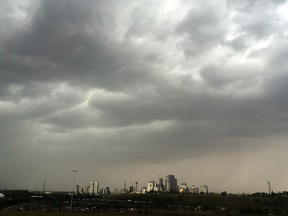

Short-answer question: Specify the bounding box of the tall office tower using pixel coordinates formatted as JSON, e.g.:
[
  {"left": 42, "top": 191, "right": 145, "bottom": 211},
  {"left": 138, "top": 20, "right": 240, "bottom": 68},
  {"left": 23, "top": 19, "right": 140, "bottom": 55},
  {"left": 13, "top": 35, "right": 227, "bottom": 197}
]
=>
[
  {"left": 95, "top": 181, "right": 99, "bottom": 194},
  {"left": 200, "top": 185, "right": 209, "bottom": 194},
  {"left": 89, "top": 180, "right": 99, "bottom": 195},
  {"left": 135, "top": 182, "right": 138, "bottom": 193},
  {"left": 89, "top": 181, "right": 95, "bottom": 195},
  {"left": 85, "top": 185, "right": 90, "bottom": 194},
  {"left": 158, "top": 178, "right": 164, "bottom": 191},
  {"left": 175, "top": 178, "right": 178, "bottom": 191},
  {"left": 147, "top": 181, "right": 155, "bottom": 192},
  {"left": 76, "top": 185, "right": 80, "bottom": 195},
  {"left": 164, "top": 175, "right": 177, "bottom": 192}
]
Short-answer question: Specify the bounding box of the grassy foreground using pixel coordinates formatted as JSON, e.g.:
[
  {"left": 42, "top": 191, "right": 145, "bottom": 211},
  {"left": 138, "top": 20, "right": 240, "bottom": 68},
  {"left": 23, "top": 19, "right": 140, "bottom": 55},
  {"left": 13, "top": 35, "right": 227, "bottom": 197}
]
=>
[
  {"left": 0, "top": 212, "right": 216, "bottom": 216},
  {"left": 0, "top": 211, "right": 244, "bottom": 216},
  {"left": 0, "top": 212, "right": 152, "bottom": 216}
]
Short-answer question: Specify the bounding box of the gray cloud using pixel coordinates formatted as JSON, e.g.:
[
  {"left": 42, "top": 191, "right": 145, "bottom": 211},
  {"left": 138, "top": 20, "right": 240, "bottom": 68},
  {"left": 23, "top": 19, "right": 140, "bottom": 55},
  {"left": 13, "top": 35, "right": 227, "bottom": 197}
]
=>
[
  {"left": 227, "top": 0, "right": 286, "bottom": 13},
  {"left": 175, "top": 2, "right": 227, "bottom": 56},
  {"left": 1, "top": 0, "right": 288, "bottom": 193},
  {"left": 1, "top": 0, "right": 155, "bottom": 92}
]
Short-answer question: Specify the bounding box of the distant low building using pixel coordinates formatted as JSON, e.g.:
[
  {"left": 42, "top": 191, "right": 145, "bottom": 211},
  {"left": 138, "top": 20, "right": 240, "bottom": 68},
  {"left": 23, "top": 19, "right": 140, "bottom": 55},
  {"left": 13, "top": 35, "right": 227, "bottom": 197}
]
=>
[
  {"left": 100, "top": 187, "right": 110, "bottom": 195},
  {"left": 129, "top": 186, "right": 135, "bottom": 193},
  {"left": 189, "top": 185, "right": 199, "bottom": 194},
  {"left": 179, "top": 183, "right": 189, "bottom": 193},
  {"left": 141, "top": 186, "right": 147, "bottom": 194},
  {"left": 200, "top": 185, "right": 209, "bottom": 194}
]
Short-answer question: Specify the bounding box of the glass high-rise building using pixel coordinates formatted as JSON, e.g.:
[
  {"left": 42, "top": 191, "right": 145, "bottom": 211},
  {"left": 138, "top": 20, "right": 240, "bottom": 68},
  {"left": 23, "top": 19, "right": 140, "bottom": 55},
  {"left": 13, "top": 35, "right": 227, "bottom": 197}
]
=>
[{"left": 164, "top": 175, "right": 177, "bottom": 192}]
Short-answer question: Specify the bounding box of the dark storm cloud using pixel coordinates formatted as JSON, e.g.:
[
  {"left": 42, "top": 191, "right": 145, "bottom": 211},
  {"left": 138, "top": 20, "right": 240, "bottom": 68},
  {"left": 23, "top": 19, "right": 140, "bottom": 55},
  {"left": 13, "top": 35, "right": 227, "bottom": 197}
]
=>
[
  {"left": 0, "top": 0, "right": 158, "bottom": 92},
  {"left": 1, "top": 0, "right": 288, "bottom": 192},
  {"left": 0, "top": 0, "right": 286, "bottom": 148}
]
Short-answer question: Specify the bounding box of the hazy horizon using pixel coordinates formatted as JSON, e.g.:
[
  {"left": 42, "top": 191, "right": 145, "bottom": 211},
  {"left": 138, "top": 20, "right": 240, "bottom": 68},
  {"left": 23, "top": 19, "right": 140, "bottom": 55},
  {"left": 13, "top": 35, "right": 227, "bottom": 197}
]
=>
[{"left": 1, "top": 0, "right": 288, "bottom": 194}]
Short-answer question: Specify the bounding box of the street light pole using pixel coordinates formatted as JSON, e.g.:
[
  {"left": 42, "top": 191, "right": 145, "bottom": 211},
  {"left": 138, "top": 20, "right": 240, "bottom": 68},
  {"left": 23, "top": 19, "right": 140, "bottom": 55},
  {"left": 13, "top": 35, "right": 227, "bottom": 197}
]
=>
[{"left": 70, "top": 170, "right": 78, "bottom": 212}]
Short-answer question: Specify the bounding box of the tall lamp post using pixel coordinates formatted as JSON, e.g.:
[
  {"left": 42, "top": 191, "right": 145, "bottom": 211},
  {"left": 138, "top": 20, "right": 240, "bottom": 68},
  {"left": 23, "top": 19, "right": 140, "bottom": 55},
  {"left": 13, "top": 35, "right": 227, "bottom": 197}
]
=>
[{"left": 70, "top": 170, "right": 78, "bottom": 212}]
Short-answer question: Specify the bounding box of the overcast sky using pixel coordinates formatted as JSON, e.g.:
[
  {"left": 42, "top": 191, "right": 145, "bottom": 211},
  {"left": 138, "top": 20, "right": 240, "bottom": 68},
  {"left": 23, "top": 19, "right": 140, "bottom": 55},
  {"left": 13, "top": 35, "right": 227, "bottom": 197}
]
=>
[{"left": 1, "top": 0, "right": 288, "bottom": 194}]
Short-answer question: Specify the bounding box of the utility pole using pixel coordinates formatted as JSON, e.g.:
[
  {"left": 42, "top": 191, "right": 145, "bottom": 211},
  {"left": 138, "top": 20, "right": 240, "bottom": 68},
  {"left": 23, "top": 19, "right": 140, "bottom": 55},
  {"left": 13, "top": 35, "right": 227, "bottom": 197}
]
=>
[
  {"left": 70, "top": 170, "right": 78, "bottom": 212},
  {"left": 42, "top": 181, "right": 46, "bottom": 194},
  {"left": 268, "top": 181, "right": 271, "bottom": 195}
]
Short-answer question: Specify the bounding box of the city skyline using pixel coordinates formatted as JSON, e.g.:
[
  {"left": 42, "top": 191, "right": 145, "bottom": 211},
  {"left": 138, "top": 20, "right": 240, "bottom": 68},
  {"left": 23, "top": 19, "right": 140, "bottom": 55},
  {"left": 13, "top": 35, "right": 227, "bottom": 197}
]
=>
[
  {"left": 0, "top": 172, "right": 276, "bottom": 195},
  {"left": 1, "top": 0, "right": 288, "bottom": 194}
]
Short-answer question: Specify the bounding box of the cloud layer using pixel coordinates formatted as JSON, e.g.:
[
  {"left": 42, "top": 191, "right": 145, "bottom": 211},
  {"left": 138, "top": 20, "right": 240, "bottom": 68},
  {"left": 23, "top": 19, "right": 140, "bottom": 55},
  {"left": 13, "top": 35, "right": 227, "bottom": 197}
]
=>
[{"left": 1, "top": 0, "right": 288, "bottom": 193}]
